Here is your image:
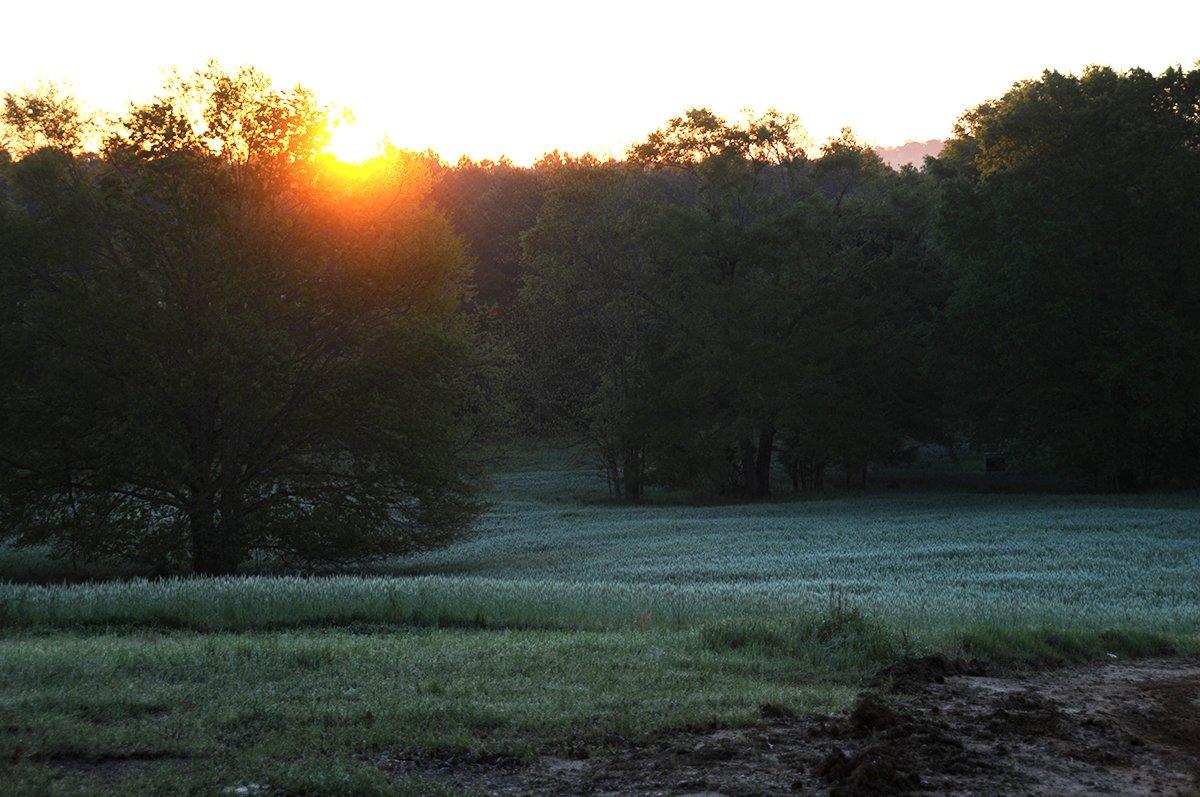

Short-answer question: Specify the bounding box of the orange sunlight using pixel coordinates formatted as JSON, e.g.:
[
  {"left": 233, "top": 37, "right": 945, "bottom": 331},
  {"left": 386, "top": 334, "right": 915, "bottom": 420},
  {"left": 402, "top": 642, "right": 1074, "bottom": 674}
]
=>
[{"left": 325, "top": 118, "right": 384, "bottom": 164}]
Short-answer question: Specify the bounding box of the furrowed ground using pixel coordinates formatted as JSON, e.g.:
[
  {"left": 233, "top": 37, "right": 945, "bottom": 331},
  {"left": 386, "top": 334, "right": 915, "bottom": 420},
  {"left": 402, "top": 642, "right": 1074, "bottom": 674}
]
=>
[{"left": 1, "top": 450, "right": 1197, "bottom": 794}]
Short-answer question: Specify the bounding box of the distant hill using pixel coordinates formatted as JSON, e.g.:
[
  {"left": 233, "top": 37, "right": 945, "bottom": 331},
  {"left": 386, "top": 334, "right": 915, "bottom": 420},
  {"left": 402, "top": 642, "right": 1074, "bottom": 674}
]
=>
[{"left": 874, "top": 139, "right": 944, "bottom": 169}]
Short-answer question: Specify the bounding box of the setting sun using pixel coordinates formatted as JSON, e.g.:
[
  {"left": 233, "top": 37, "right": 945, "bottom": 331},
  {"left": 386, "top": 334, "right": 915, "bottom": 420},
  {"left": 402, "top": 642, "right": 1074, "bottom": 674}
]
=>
[
  {"left": 3, "top": 3, "right": 1200, "bottom": 793},
  {"left": 325, "top": 118, "right": 383, "bottom": 163},
  {"left": 4, "top": 2, "right": 1198, "bottom": 162}
]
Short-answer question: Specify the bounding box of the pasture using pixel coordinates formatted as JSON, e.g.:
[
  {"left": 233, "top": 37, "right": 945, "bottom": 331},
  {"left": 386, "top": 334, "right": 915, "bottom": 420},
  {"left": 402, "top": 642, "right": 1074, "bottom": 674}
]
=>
[{"left": 1, "top": 456, "right": 1197, "bottom": 793}]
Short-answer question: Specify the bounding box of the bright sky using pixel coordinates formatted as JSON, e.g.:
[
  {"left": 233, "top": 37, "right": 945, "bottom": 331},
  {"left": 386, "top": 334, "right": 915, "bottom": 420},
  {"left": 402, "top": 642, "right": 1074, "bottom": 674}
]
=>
[{"left": 3, "top": 0, "right": 1198, "bottom": 164}]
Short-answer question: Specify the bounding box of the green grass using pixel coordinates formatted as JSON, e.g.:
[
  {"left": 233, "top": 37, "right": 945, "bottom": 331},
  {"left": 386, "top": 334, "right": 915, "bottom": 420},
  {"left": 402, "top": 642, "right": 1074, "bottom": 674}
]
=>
[
  {"left": 1, "top": 454, "right": 1197, "bottom": 793},
  {"left": 0, "top": 627, "right": 854, "bottom": 795},
  {"left": 389, "top": 465, "right": 1200, "bottom": 632},
  {"left": 4, "top": 476, "right": 1197, "bottom": 635}
]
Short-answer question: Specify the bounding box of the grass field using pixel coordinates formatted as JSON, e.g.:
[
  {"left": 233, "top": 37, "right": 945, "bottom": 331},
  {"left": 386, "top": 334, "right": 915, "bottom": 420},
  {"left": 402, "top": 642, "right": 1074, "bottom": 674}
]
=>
[{"left": 2, "top": 451, "right": 1197, "bottom": 793}]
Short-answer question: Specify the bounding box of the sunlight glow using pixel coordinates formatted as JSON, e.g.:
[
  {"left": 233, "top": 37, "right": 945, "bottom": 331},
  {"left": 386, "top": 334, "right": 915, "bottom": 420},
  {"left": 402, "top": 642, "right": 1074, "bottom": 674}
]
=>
[
  {"left": 2, "top": 1, "right": 1198, "bottom": 163},
  {"left": 325, "top": 119, "right": 384, "bottom": 164}
]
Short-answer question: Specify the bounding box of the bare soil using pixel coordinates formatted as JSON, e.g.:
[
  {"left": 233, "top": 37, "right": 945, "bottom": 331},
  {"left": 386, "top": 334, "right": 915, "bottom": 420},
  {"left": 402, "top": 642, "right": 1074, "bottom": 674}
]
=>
[{"left": 379, "top": 655, "right": 1200, "bottom": 795}]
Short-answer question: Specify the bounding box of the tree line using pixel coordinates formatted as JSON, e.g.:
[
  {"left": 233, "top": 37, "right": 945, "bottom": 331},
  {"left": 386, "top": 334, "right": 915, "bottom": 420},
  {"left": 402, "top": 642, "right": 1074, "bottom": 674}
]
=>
[
  {"left": 1, "top": 63, "right": 1197, "bottom": 573},
  {"left": 443, "top": 66, "right": 1200, "bottom": 499}
]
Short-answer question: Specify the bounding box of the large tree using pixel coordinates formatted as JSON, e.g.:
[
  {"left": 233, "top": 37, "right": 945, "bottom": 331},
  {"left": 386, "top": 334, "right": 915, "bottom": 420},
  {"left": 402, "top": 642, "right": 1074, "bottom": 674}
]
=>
[
  {"left": 784, "top": 133, "right": 945, "bottom": 488},
  {"left": 0, "top": 66, "right": 489, "bottom": 574},
  {"left": 518, "top": 157, "right": 676, "bottom": 500},
  {"left": 517, "top": 111, "right": 946, "bottom": 501},
  {"left": 629, "top": 109, "right": 813, "bottom": 496},
  {"left": 630, "top": 114, "right": 943, "bottom": 496},
  {"left": 934, "top": 66, "right": 1200, "bottom": 487}
]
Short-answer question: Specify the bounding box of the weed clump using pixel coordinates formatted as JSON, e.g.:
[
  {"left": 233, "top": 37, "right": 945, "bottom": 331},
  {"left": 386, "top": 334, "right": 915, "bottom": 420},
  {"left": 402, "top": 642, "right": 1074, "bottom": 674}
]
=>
[{"left": 700, "top": 599, "right": 898, "bottom": 674}]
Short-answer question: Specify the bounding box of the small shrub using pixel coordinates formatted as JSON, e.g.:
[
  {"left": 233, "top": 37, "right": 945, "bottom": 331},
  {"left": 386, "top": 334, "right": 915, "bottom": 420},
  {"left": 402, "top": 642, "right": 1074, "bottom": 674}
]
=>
[{"left": 700, "top": 600, "right": 897, "bottom": 674}]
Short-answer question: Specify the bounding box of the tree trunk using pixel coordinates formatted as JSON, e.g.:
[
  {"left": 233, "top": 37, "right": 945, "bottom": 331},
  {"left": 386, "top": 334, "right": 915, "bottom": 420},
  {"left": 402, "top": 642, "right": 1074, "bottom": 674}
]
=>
[
  {"left": 739, "top": 434, "right": 756, "bottom": 496},
  {"left": 753, "top": 425, "right": 775, "bottom": 497},
  {"left": 607, "top": 460, "right": 622, "bottom": 500},
  {"left": 188, "top": 494, "right": 241, "bottom": 576},
  {"left": 621, "top": 444, "right": 643, "bottom": 503},
  {"left": 598, "top": 443, "right": 621, "bottom": 499},
  {"left": 191, "top": 529, "right": 241, "bottom": 576}
]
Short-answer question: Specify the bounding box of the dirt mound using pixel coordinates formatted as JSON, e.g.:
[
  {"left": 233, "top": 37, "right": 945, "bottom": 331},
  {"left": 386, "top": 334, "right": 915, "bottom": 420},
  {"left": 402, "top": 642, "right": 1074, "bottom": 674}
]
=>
[
  {"left": 873, "top": 653, "right": 988, "bottom": 692},
  {"left": 818, "top": 745, "right": 922, "bottom": 795},
  {"left": 817, "top": 689, "right": 994, "bottom": 795},
  {"left": 757, "top": 701, "right": 796, "bottom": 720},
  {"left": 378, "top": 657, "right": 1200, "bottom": 795},
  {"left": 845, "top": 692, "right": 900, "bottom": 736}
]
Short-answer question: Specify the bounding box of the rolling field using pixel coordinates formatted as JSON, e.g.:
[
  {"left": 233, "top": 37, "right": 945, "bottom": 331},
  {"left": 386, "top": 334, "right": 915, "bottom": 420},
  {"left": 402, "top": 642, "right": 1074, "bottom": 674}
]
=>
[
  {"left": 391, "top": 465, "right": 1200, "bottom": 632},
  {"left": 1, "top": 455, "right": 1198, "bottom": 793}
]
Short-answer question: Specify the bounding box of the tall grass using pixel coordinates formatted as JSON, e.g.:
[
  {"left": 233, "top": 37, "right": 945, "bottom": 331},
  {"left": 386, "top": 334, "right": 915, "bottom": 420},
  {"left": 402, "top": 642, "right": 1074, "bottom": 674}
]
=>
[
  {"left": 2, "top": 468, "right": 1197, "bottom": 641},
  {"left": 0, "top": 575, "right": 778, "bottom": 632}
]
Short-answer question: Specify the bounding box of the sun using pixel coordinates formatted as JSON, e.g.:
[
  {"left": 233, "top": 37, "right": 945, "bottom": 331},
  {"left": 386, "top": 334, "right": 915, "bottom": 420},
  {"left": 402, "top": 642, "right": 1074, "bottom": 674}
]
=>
[{"left": 325, "top": 118, "right": 384, "bottom": 164}]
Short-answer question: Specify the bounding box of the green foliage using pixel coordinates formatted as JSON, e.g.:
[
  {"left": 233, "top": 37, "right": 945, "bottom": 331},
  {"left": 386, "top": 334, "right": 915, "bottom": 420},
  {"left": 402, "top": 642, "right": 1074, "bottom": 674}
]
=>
[
  {"left": 0, "top": 66, "right": 489, "bottom": 574},
  {"left": 934, "top": 66, "right": 1200, "bottom": 487},
  {"left": 700, "top": 603, "right": 900, "bottom": 675},
  {"left": 0, "top": 628, "right": 853, "bottom": 794},
  {"left": 517, "top": 156, "right": 666, "bottom": 498},
  {"left": 510, "top": 72, "right": 1200, "bottom": 495},
  {"left": 520, "top": 110, "right": 946, "bottom": 500},
  {"left": 431, "top": 155, "right": 549, "bottom": 309},
  {"left": 0, "top": 84, "right": 91, "bottom": 154},
  {"left": 3, "top": 468, "right": 1197, "bottom": 638}
]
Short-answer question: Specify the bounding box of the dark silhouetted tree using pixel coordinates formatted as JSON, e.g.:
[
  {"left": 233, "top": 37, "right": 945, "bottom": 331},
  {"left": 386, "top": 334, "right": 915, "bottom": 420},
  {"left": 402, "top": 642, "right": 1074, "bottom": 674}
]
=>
[
  {"left": 0, "top": 66, "right": 490, "bottom": 574},
  {"left": 934, "top": 66, "right": 1200, "bottom": 488}
]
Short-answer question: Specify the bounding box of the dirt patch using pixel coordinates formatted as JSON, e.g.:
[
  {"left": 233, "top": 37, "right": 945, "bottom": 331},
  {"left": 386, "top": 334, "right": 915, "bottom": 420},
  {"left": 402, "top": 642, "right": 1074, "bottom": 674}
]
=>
[
  {"left": 379, "top": 656, "right": 1200, "bottom": 795},
  {"left": 1140, "top": 676, "right": 1200, "bottom": 772}
]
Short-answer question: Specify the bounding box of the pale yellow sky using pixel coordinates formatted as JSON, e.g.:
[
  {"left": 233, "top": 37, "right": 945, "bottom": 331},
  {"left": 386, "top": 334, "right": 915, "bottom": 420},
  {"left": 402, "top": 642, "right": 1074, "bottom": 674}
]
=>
[{"left": 4, "top": 0, "right": 1198, "bottom": 163}]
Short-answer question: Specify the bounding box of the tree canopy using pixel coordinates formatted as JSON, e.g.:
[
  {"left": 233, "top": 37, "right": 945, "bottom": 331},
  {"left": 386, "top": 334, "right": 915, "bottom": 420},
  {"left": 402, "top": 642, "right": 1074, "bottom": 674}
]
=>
[
  {"left": 934, "top": 65, "right": 1200, "bottom": 488},
  {"left": 517, "top": 67, "right": 1199, "bottom": 498},
  {"left": 519, "top": 113, "right": 946, "bottom": 498},
  {"left": 3, "top": 61, "right": 1198, "bottom": 578},
  {"left": 0, "top": 65, "right": 489, "bottom": 574}
]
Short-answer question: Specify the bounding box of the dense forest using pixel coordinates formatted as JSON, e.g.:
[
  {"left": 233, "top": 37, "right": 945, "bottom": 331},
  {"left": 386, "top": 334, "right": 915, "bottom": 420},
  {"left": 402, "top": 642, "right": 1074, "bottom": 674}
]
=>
[
  {"left": 439, "top": 65, "right": 1200, "bottom": 498},
  {"left": 2, "top": 63, "right": 1198, "bottom": 574}
]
